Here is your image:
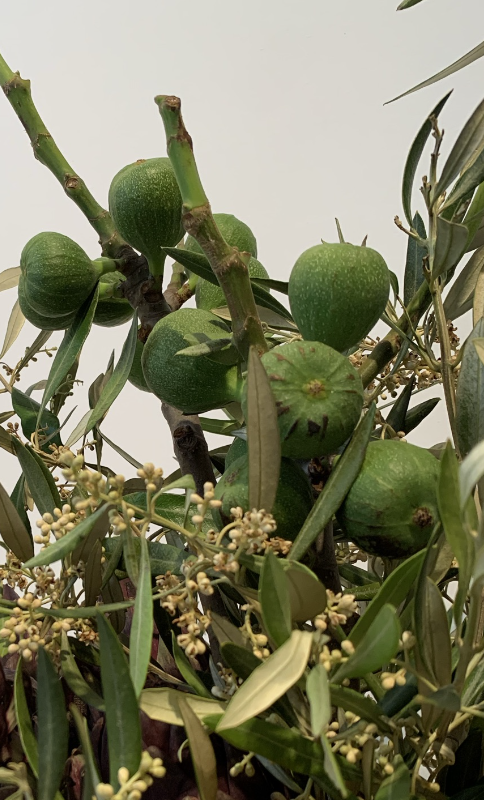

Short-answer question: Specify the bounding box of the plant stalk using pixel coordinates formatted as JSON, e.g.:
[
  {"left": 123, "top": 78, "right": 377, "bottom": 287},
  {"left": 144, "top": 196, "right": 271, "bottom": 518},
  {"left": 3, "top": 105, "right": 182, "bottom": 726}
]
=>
[{"left": 155, "top": 95, "right": 268, "bottom": 361}]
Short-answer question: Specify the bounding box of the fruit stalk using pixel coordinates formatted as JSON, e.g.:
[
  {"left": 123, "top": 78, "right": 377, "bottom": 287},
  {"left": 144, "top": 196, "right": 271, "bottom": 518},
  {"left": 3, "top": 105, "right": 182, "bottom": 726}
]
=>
[
  {"left": 155, "top": 95, "right": 268, "bottom": 360},
  {"left": 0, "top": 52, "right": 125, "bottom": 258},
  {"left": 358, "top": 280, "right": 432, "bottom": 388}
]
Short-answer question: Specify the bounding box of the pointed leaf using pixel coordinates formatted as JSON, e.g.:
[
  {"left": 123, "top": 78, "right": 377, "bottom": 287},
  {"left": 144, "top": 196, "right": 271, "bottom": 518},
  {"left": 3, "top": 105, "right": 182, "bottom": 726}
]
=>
[
  {"left": 70, "top": 703, "right": 101, "bottom": 792},
  {"left": 216, "top": 630, "right": 312, "bottom": 731},
  {"left": 97, "top": 613, "right": 142, "bottom": 789},
  {"left": 403, "top": 397, "right": 440, "bottom": 434},
  {"left": 432, "top": 216, "right": 469, "bottom": 279},
  {"left": 374, "top": 755, "right": 411, "bottom": 800},
  {"left": 0, "top": 266, "right": 20, "bottom": 291},
  {"left": 330, "top": 685, "right": 393, "bottom": 732},
  {"left": 12, "top": 387, "right": 62, "bottom": 450},
  {"left": 319, "top": 733, "right": 349, "bottom": 798},
  {"left": 456, "top": 317, "right": 484, "bottom": 456},
  {"left": 172, "top": 632, "right": 213, "bottom": 698},
  {"left": 204, "top": 715, "right": 349, "bottom": 800},
  {"left": 397, "top": 0, "right": 426, "bottom": 7},
  {"left": 400, "top": 92, "right": 452, "bottom": 224},
  {"left": 37, "top": 288, "right": 98, "bottom": 426},
  {"left": 215, "top": 305, "right": 297, "bottom": 331},
  {"left": 0, "top": 300, "right": 24, "bottom": 359},
  {"left": 179, "top": 698, "right": 218, "bottom": 800},
  {"left": 444, "top": 149, "right": 484, "bottom": 214},
  {"left": 251, "top": 276, "right": 289, "bottom": 294},
  {"left": 388, "top": 43, "right": 484, "bottom": 103},
  {"left": 24, "top": 503, "right": 110, "bottom": 568},
  {"left": 60, "top": 631, "right": 105, "bottom": 710},
  {"left": 12, "top": 439, "right": 61, "bottom": 515},
  {"left": 386, "top": 376, "right": 416, "bottom": 435},
  {"left": 260, "top": 550, "right": 291, "bottom": 646},
  {"left": 37, "top": 647, "right": 68, "bottom": 800},
  {"left": 350, "top": 550, "right": 425, "bottom": 646},
  {"left": 444, "top": 248, "right": 484, "bottom": 321},
  {"left": 433, "top": 98, "right": 484, "bottom": 203},
  {"left": 306, "top": 664, "right": 331, "bottom": 737},
  {"left": 99, "top": 431, "right": 143, "bottom": 469},
  {"left": 289, "top": 404, "right": 375, "bottom": 561},
  {"left": 66, "top": 314, "right": 138, "bottom": 446},
  {"left": 14, "top": 660, "right": 38, "bottom": 777},
  {"left": 334, "top": 605, "right": 401, "bottom": 682},
  {"left": 0, "top": 481, "right": 33, "bottom": 561},
  {"left": 284, "top": 562, "right": 327, "bottom": 621},
  {"left": 129, "top": 536, "right": 153, "bottom": 698},
  {"left": 84, "top": 539, "right": 103, "bottom": 606},
  {"left": 403, "top": 213, "right": 427, "bottom": 305},
  {"left": 10, "top": 474, "right": 31, "bottom": 540},
  {"left": 247, "top": 346, "right": 281, "bottom": 513},
  {"left": 140, "top": 687, "right": 225, "bottom": 726},
  {"left": 460, "top": 438, "right": 484, "bottom": 505},
  {"left": 414, "top": 578, "right": 452, "bottom": 687},
  {"left": 210, "top": 611, "right": 247, "bottom": 649}
]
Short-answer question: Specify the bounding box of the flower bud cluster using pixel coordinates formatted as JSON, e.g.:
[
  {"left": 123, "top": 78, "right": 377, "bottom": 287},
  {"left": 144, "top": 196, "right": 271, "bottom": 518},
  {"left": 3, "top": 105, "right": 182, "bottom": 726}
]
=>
[
  {"left": 0, "top": 593, "right": 52, "bottom": 661},
  {"left": 318, "top": 639, "right": 354, "bottom": 672},
  {"left": 226, "top": 507, "right": 277, "bottom": 555},
  {"left": 95, "top": 751, "right": 165, "bottom": 799},
  {"left": 314, "top": 590, "right": 358, "bottom": 632},
  {"left": 0, "top": 552, "right": 28, "bottom": 590},
  {"left": 34, "top": 504, "right": 80, "bottom": 546},
  {"left": 211, "top": 664, "right": 239, "bottom": 700},
  {"left": 155, "top": 570, "right": 212, "bottom": 658},
  {"left": 240, "top": 605, "right": 270, "bottom": 659},
  {"left": 335, "top": 542, "right": 367, "bottom": 565},
  {"left": 136, "top": 462, "right": 163, "bottom": 494},
  {"left": 380, "top": 668, "right": 407, "bottom": 691},
  {"left": 229, "top": 752, "right": 255, "bottom": 778},
  {"left": 329, "top": 716, "right": 388, "bottom": 767},
  {"left": 189, "top": 482, "right": 222, "bottom": 530}
]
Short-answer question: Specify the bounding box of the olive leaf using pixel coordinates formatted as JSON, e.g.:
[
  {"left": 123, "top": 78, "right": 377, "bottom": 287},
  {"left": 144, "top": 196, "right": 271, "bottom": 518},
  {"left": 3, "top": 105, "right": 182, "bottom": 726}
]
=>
[
  {"left": 334, "top": 605, "right": 401, "bottom": 683},
  {"left": 37, "top": 648, "right": 69, "bottom": 800},
  {"left": 456, "top": 317, "right": 484, "bottom": 456},
  {"left": 284, "top": 562, "right": 328, "bottom": 621},
  {"left": 140, "top": 687, "right": 226, "bottom": 726},
  {"left": 374, "top": 755, "right": 411, "bottom": 800},
  {"left": 432, "top": 216, "right": 469, "bottom": 280},
  {"left": 260, "top": 549, "right": 291, "bottom": 646},
  {"left": 12, "top": 387, "right": 62, "bottom": 451},
  {"left": 465, "top": 184, "right": 484, "bottom": 250},
  {"left": 0, "top": 265, "right": 20, "bottom": 291},
  {"left": 459, "top": 437, "right": 484, "bottom": 506},
  {"left": 400, "top": 92, "right": 452, "bottom": 225},
  {"left": 444, "top": 247, "right": 484, "bottom": 321},
  {"left": 414, "top": 577, "right": 452, "bottom": 688},
  {"left": 247, "top": 346, "right": 281, "bottom": 514},
  {"left": 403, "top": 397, "right": 440, "bottom": 434},
  {"left": 129, "top": 536, "right": 154, "bottom": 698},
  {"left": 171, "top": 632, "right": 212, "bottom": 698},
  {"left": 432, "top": 97, "right": 484, "bottom": 205},
  {"left": 330, "top": 685, "right": 393, "bottom": 733},
  {"left": 69, "top": 704, "right": 101, "bottom": 794},
  {"left": 179, "top": 698, "right": 218, "bottom": 800},
  {"left": 12, "top": 439, "right": 61, "bottom": 516},
  {"left": 24, "top": 503, "right": 110, "bottom": 569},
  {"left": 60, "top": 631, "right": 105, "bottom": 710},
  {"left": 217, "top": 630, "right": 312, "bottom": 731},
  {"left": 403, "top": 213, "right": 427, "bottom": 306},
  {"left": 306, "top": 664, "right": 331, "bottom": 737},
  {"left": 0, "top": 481, "right": 33, "bottom": 562},
  {"left": 14, "top": 660, "right": 39, "bottom": 778},
  {"left": 0, "top": 299, "right": 24, "bottom": 360}
]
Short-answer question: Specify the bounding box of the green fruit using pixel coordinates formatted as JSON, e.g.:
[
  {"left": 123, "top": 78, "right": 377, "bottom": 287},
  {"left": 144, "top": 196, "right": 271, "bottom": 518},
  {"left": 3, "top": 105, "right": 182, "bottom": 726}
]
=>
[
  {"left": 141, "top": 308, "right": 242, "bottom": 413},
  {"left": 225, "top": 437, "right": 248, "bottom": 469},
  {"left": 20, "top": 232, "right": 101, "bottom": 317},
  {"left": 108, "top": 158, "right": 183, "bottom": 275},
  {"left": 288, "top": 242, "right": 390, "bottom": 352},
  {"left": 18, "top": 275, "right": 76, "bottom": 331},
  {"left": 336, "top": 439, "right": 440, "bottom": 558},
  {"left": 249, "top": 340, "right": 364, "bottom": 459},
  {"left": 128, "top": 337, "right": 150, "bottom": 393},
  {"left": 213, "top": 455, "right": 313, "bottom": 540},
  {"left": 185, "top": 212, "right": 258, "bottom": 258},
  {"left": 195, "top": 257, "right": 269, "bottom": 312},
  {"left": 94, "top": 271, "right": 134, "bottom": 328}
]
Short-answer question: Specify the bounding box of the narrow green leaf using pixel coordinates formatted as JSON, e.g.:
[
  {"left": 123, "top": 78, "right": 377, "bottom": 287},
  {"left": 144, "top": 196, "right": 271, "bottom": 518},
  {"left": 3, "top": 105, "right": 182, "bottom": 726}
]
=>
[
  {"left": 438, "top": 442, "right": 474, "bottom": 624},
  {"left": 444, "top": 149, "right": 484, "bottom": 214},
  {"left": 0, "top": 481, "right": 33, "bottom": 561},
  {"left": 403, "top": 213, "right": 427, "bottom": 305},
  {"left": 176, "top": 336, "right": 234, "bottom": 358},
  {"left": 215, "top": 304, "right": 297, "bottom": 332},
  {"left": 12, "top": 439, "right": 60, "bottom": 515},
  {"left": 460, "top": 438, "right": 484, "bottom": 505},
  {"left": 48, "top": 600, "right": 133, "bottom": 619},
  {"left": 60, "top": 631, "right": 105, "bottom": 710},
  {"left": 140, "top": 687, "right": 225, "bottom": 726},
  {"left": 414, "top": 578, "right": 452, "bottom": 687},
  {"left": 24, "top": 503, "right": 110, "bottom": 569},
  {"left": 66, "top": 314, "right": 138, "bottom": 446},
  {"left": 374, "top": 755, "right": 411, "bottom": 800},
  {"left": 179, "top": 698, "right": 218, "bottom": 800},
  {"left": 203, "top": 715, "right": 349, "bottom": 800},
  {"left": 171, "top": 632, "right": 212, "bottom": 698},
  {"left": 463, "top": 652, "right": 484, "bottom": 706},
  {"left": 388, "top": 43, "right": 484, "bottom": 103},
  {"left": 0, "top": 266, "right": 20, "bottom": 291},
  {"left": 217, "top": 630, "right": 312, "bottom": 731},
  {"left": 70, "top": 703, "right": 101, "bottom": 795},
  {"left": 37, "top": 287, "right": 98, "bottom": 426},
  {"left": 251, "top": 276, "right": 289, "bottom": 294},
  {"left": 210, "top": 611, "right": 247, "bottom": 649},
  {"left": 73, "top": 505, "right": 111, "bottom": 569},
  {"left": 84, "top": 539, "right": 103, "bottom": 606},
  {"left": 10, "top": 474, "right": 31, "bottom": 539},
  {"left": 433, "top": 97, "right": 484, "bottom": 204},
  {"left": 400, "top": 92, "right": 452, "bottom": 224},
  {"left": 350, "top": 550, "right": 425, "bottom": 646},
  {"left": 306, "top": 664, "right": 331, "bottom": 737},
  {"left": 260, "top": 549, "right": 291, "bottom": 646},
  {"left": 289, "top": 404, "right": 376, "bottom": 561},
  {"left": 397, "top": 0, "right": 426, "bottom": 8},
  {"left": 432, "top": 216, "right": 469, "bottom": 279},
  {"left": 0, "top": 300, "right": 24, "bottom": 360},
  {"left": 99, "top": 431, "right": 143, "bottom": 469},
  {"left": 319, "top": 733, "right": 349, "bottom": 798},
  {"left": 284, "top": 562, "right": 327, "bottom": 621},
  {"left": 103, "top": 535, "right": 185, "bottom": 577},
  {"left": 129, "top": 536, "right": 153, "bottom": 698},
  {"left": 334, "top": 605, "right": 401, "bottom": 683},
  {"left": 37, "top": 647, "right": 68, "bottom": 800},
  {"left": 97, "top": 613, "right": 142, "bottom": 789},
  {"left": 465, "top": 183, "right": 484, "bottom": 250},
  {"left": 12, "top": 387, "right": 62, "bottom": 451},
  {"left": 456, "top": 317, "right": 484, "bottom": 456},
  {"left": 330, "top": 685, "right": 393, "bottom": 733},
  {"left": 14, "top": 659, "right": 38, "bottom": 777},
  {"left": 247, "top": 346, "right": 281, "bottom": 513},
  {"left": 199, "top": 417, "right": 241, "bottom": 436},
  {"left": 473, "top": 277, "right": 484, "bottom": 326},
  {"left": 403, "top": 397, "right": 440, "bottom": 434},
  {"left": 386, "top": 376, "right": 415, "bottom": 435}
]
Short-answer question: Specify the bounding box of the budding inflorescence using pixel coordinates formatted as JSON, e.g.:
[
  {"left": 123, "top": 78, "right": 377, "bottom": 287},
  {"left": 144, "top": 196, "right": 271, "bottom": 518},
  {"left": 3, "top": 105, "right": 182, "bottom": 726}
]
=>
[{"left": 95, "top": 751, "right": 166, "bottom": 799}]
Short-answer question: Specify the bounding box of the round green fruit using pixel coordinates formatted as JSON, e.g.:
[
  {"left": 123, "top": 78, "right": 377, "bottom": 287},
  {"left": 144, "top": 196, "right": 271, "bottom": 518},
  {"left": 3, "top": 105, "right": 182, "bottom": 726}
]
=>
[
  {"left": 195, "top": 257, "right": 268, "bottom": 312},
  {"left": 213, "top": 455, "right": 313, "bottom": 541},
  {"left": 108, "top": 158, "right": 184, "bottom": 274},
  {"left": 18, "top": 275, "right": 76, "bottom": 331},
  {"left": 94, "top": 271, "right": 134, "bottom": 328},
  {"left": 185, "top": 213, "right": 258, "bottom": 259},
  {"left": 336, "top": 439, "right": 440, "bottom": 558},
  {"left": 288, "top": 242, "right": 390, "bottom": 352},
  {"left": 248, "top": 340, "right": 364, "bottom": 459},
  {"left": 128, "top": 337, "right": 150, "bottom": 393},
  {"left": 225, "top": 437, "right": 248, "bottom": 469},
  {"left": 20, "top": 232, "right": 101, "bottom": 317},
  {"left": 141, "top": 308, "right": 242, "bottom": 413}
]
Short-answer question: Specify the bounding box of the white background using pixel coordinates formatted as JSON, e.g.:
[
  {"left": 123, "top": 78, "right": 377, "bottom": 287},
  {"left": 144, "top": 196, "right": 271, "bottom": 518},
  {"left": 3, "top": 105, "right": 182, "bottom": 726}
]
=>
[{"left": 0, "top": 0, "right": 483, "bottom": 494}]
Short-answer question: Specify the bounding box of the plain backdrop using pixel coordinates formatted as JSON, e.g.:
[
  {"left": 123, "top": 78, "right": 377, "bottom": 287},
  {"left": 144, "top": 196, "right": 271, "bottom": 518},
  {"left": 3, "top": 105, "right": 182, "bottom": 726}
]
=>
[{"left": 0, "top": 0, "right": 483, "bottom": 496}]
